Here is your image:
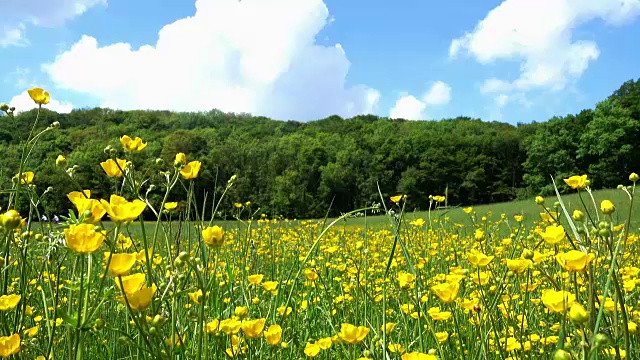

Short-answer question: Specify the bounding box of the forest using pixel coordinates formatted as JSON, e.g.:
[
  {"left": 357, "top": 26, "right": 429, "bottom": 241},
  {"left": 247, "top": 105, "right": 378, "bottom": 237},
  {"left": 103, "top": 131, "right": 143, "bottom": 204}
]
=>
[{"left": 1, "top": 78, "right": 639, "bottom": 219}]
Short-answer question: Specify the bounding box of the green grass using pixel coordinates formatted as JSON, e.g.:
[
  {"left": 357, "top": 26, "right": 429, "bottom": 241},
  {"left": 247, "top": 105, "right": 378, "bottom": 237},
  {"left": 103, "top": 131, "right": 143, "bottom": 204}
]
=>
[{"left": 335, "top": 188, "right": 640, "bottom": 229}]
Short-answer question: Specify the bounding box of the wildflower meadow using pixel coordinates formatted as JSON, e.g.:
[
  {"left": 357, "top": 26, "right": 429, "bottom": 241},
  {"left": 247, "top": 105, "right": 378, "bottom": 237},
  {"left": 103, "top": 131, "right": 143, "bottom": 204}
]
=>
[{"left": 1, "top": 89, "right": 639, "bottom": 360}]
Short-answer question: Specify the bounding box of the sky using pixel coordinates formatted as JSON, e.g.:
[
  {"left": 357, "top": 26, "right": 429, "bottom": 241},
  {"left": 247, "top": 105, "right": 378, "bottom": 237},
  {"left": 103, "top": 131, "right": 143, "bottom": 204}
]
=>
[{"left": 1, "top": 0, "right": 639, "bottom": 123}]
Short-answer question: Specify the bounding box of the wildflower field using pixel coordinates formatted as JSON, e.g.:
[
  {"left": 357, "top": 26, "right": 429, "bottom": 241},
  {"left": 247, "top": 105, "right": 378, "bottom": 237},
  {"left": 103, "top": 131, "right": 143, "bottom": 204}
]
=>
[{"left": 1, "top": 91, "right": 640, "bottom": 360}]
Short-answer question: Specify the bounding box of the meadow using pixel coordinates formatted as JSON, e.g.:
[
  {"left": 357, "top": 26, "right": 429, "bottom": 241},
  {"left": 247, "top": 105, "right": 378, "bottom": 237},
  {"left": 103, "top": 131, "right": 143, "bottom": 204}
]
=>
[{"left": 1, "top": 89, "right": 639, "bottom": 360}]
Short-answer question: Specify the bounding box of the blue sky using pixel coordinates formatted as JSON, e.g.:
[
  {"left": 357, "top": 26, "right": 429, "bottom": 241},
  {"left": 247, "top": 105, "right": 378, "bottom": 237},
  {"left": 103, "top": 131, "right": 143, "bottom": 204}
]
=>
[{"left": 1, "top": 0, "right": 639, "bottom": 123}]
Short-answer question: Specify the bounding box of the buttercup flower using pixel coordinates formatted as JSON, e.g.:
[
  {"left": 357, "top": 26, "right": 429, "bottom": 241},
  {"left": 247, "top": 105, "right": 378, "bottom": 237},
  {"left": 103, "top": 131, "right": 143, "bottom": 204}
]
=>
[
  {"left": 67, "top": 190, "right": 106, "bottom": 223},
  {"left": 538, "top": 225, "right": 565, "bottom": 245},
  {"left": 108, "top": 253, "right": 137, "bottom": 276},
  {"left": 467, "top": 250, "right": 494, "bottom": 267},
  {"left": 202, "top": 225, "right": 225, "bottom": 247},
  {"left": 431, "top": 281, "right": 460, "bottom": 303},
  {"left": 338, "top": 323, "right": 369, "bottom": 344},
  {"left": 120, "top": 135, "right": 147, "bottom": 152},
  {"left": 241, "top": 318, "right": 266, "bottom": 338},
  {"left": 563, "top": 175, "right": 588, "bottom": 189},
  {"left": 601, "top": 200, "right": 615, "bottom": 215},
  {"left": 100, "top": 195, "right": 147, "bottom": 224},
  {"left": 100, "top": 158, "right": 127, "bottom": 177},
  {"left": 0, "top": 334, "right": 20, "bottom": 357},
  {"left": 264, "top": 324, "right": 282, "bottom": 345},
  {"left": 28, "top": 87, "right": 50, "bottom": 105},
  {"left": 556, "top": 250, "right": 595, "bottom": 272},
  {"left": 541, "top": 289, "right": 576, "bottom": 313},
  {"left": 17, "top": 171, "right": 34, "bottom": 185},
  {"left": 0, "top": 294, "right": 20, "bottom": 311},
  {"left": 390, "top": 195, "right": 406, "bottom": 203},
  {"left": 180, "top": 161, "right": 201, "bottom": 179},
  {"left": 64, "top": 224, "right": 106, "bottom": 254}
]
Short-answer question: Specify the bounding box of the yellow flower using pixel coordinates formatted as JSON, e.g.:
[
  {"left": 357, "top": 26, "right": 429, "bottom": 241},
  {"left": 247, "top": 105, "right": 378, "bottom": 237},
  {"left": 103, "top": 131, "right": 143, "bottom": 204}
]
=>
[
  {"left": 28, "top": 87, "right": 50, "bottom": 105},
  {"left": 120, "top": 135, "right": 147, "bottom": 152},
  {"left": 538, "top": 225, "right": 565, "bottom": 245},
  {"left": 202, "top": 225, "right": 224, "bottom": 248},
  {"left": 506, "top": 258, "right": 533, "bottom": 274},
  {"left": 220, "top": 318, "right": 242, "bottom": 335},
  {"left": 0, "top": 333, "right": 20, "bottom": 357},
  {"left": 206, "top": 319, "right": 220, "bottom": 334},
  {"left": 563, "top": 175, "right": 588, "bottom": 189},
  {"left": 401, "top": 352, "right": 437, "bottom": 360},
  {"left": 188, "top": 290, "right": 203, "bottom": 304},
  {"left": 24, "top": 325, "right": 39, "bottom": 337},
  {"left": 535, "top": 196, "right": 545, "bottom": 205},
  {"left": 474, "top": 228, "right": 485, "bottom": 242},
  {"left": 539, "top": 212, "right": 558, "bottom": 223},
  {"left": 316, "top": 337, "right": 332, "bottom": 349},
  {"left": 248, "top": 274, "right": 264, "bottom": 285},
  {"left": 389, "top": 343, "right": 405, "bottom": 353},
  {"left": 541, "top": 289, "right": 575, "bottom": 313},
  {"left": 115, "top": 273, "right": 156, "bottom": 312},
  {"left": 100, "top": 195, "right": 147, "bottom": 224},
  {"left": 431, "top": 281, "right": 460, "bottom": 303},
  {"left": 174, "top": 152, "right": 187, "bottom": 166},
  {"left": 390, "top": 195, "right": 406, "bottom": 203},
  {"left": 338, "top": 323, "right": 370, "bottom": 344},
  {"left": 262, "top": 281, "right": 278, "bottom": 292},
  {"left": 432, "top": 195, "right": 446, "bottom": 203},
  {"left": 264, "top": 324, "right": 282, "bottom": 345},
  {"left": 397, "top": 272, "right": 416, "bottom": 289},
  {"left": 67, "top": 190, "right": 106, "bottom": 223},
  {"left": 116, "top": 233, "right": 133, "bottom": 250},
  {"left": 304, "top": 342, "right": 321, "bottom": 357},
  {"left": 0, "top": 294, "right": 20, "bottom": 311},
  {"left": 435, "top": 331, "right": 449, "bottom": 343},
  {"left": 601, "top": 200, "right": 615, "bottom": 215},
  {"left": 234, "top": 202, "right": 243, "bottom": 208},
  {"left": 463, "top": 207, "right": 473, "bottom": 214},
  {"left": 467, "top": 250, "right": 494, "bottom": 267},
  {"left": 410, "top": 218, "right": 425, "bottom": 227},
  {"left": 555, "top": 250, "right": 594, "bottom": 272},
  {"left": 100, "top": 158, "right": 127, "bottom": 177},
  {"left": 381, "top": 322, "right": 397, "bottom": 334},
  {"left": 164, "top": 202, "right": 178, "bottom": 210},
  {"left": 180, "top": 161, "right": 202, "bottom": 179},
  {"left": 108, "top": 253, "right": 137, "bottom": 276},
  {"left": 0, "top": 210, "right": 23, "bottom": 230},
  {"left": 64, "top": 224, "right": 106, "bottom": 254},
  {"left": 514, "top": 215, "right": 524, "bottom": 222},
  {"left": 17, "top": 171, "right": 34, "bottom": 185},
  {"left": 241, "top": 318, "right": 266, "bottom": 338}
]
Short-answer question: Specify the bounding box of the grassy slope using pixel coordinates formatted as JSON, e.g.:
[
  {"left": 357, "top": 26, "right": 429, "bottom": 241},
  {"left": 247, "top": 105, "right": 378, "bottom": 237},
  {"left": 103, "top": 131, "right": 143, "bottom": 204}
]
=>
[{"left": 337, "top": 188, "right": 639, "bottom": 229}]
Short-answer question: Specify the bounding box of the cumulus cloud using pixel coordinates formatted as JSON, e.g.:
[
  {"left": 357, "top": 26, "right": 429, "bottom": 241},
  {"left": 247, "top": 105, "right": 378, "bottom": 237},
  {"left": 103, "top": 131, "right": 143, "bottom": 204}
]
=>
[
  {"left": 390, "top": 95, "right": 426, "bottom": 120},
  {"left": 8, "top": 90, "right": 73, "bottom": 114},
  {"left": 43, "top": 0, "right": 380, "bottom": 121},
  {"left": 389, "top": 81, "right": 451, "bottom": 120},
  {"left": 451, "top": 0, "right": 640, "bottom": 93},
  {"left": 1, "top": 0, "right": 106, "bottom": 47}
]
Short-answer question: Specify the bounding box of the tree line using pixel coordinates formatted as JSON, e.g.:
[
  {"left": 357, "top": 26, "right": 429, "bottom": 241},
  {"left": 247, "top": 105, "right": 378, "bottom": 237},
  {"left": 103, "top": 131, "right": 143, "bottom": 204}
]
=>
[{"left": 1, "top": 79, "right": 639, "bottom": 219}]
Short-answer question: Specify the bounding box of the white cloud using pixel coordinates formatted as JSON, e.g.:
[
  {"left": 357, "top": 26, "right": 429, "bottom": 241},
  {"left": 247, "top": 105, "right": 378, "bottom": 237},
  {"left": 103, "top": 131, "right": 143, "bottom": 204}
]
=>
[
  {"left": 390, "top": 95, "right": 426, "bottom": 120},
  {"left": 8, "top": 90, "right": 73, "bottom": 114},
  {"left": 1, "top": 0, "right": 106, "bottom": 47},
  {"left": 451, "top": 0, "right": 640, "bottom": 93},
  {"left": 423, "top": 81, "right": 451, "bottom": 105},
  {"left": 43, "top": 0, "right": 379, "bottom": 121},
  {"left": 390, "top": 81, "right": 451, "bottom": 120}
]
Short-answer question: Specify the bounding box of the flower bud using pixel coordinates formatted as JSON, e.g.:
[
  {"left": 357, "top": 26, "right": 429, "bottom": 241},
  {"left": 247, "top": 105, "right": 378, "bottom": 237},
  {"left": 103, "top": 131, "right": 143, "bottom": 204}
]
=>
[
  {"left": 617, "top": 184, "right": 624, "bottom": 190},
  {"left": 569, "top": 303, "right": 589, "bottom": 325},
  {"left": 50, "top": 121, "right": 60, "bottom": 128},
  {"left": 522, "top": 249, "right": 534, "bottom": 260},
  {"left": 630, "top": 173, "right": 640, "bottom": 182},
  {"left": 553, "top": 349, "right": 572, "bottom": 360},
  {"left": 0, "top": 103, "right": 9, "bottom": 112},
  {"left": 55, "top": 155, "right": 67, "bottom": 167},
  {"left": 553, "top": 201, "right": 561, "bottom": 208},
  {"left": 1, "top": 210, "right": 22, "bottom": 230},
  {"left": 228, "top": 174, "right": 238, "bottom": 184},
  {"left": 155, "top": 158, "right": 164, "bottom": 166},
  {"left": 600, "top": 200, "right": 615, "bottom": 215},
  {"left": 104, "top": 145, "right": 113, "bottom": 154},
  {"left": 572, "top": 210, "right": 584, "bottom": 222},
  {"left": 598, "top": 221, "right": 609, "bottom": 229},
  {"left": 594, "top": 333, "right": 610, "bottom": 347},
  {"left": 535, "top": 196, "right": 545, "bottom": 205}
]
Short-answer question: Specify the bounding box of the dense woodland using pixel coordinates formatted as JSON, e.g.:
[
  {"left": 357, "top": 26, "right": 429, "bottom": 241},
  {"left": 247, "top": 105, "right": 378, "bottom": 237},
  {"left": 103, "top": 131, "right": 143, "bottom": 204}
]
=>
[{"left": 1, "top": 79, "right": 639, "bottom": 219}]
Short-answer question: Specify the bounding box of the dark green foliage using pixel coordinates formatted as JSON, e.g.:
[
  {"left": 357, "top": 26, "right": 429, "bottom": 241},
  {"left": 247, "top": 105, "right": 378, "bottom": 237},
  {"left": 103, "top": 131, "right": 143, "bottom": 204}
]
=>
[{"left": 1, "top": 78, "right": 639, "bottom": 218}]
